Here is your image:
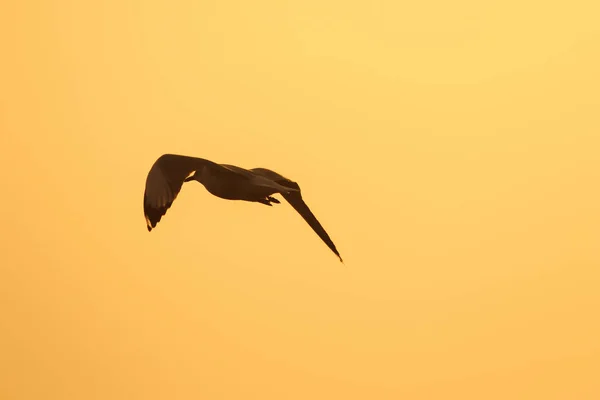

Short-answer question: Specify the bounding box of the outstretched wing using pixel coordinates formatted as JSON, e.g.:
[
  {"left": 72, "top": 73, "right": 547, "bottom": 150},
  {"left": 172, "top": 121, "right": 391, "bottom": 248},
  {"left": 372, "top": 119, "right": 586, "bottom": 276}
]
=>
[
  {"left": 143, "top": 154, "right": 244, "bottom": 231},
  {"left": 250, "top": 168, "right": 343, "bottom": 262}
]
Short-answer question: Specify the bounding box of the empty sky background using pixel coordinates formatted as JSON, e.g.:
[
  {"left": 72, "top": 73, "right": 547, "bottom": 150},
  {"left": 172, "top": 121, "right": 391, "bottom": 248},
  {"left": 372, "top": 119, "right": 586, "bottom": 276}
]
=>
[{"left": 1, "top": 0, "right": 599, "bottom": 398}]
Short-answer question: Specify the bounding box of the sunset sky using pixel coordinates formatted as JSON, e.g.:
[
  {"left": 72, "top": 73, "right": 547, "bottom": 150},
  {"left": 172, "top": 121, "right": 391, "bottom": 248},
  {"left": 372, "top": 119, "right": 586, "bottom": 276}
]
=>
[{"left": 1, "top": 0, "right": 599, "bottom": 398}]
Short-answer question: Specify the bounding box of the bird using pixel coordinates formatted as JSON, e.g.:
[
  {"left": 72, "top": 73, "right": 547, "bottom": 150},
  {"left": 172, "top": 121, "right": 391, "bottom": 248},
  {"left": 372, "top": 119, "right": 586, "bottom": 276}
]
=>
[{"left": 143, "top": 154, "right": 343, "bottom": 262}]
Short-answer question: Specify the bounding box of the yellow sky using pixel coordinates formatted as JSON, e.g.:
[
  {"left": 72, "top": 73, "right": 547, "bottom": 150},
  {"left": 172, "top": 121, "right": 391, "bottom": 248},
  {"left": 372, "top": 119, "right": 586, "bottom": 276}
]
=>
[{"left": 1, "top": 0, "right": 599, "bottom": 398}]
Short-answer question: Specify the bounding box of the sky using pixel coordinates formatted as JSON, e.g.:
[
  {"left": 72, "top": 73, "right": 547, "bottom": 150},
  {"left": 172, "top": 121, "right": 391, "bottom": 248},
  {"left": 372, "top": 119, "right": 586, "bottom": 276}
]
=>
[{"left": 1, "top": 0, "right": 599, "bottom": 399}]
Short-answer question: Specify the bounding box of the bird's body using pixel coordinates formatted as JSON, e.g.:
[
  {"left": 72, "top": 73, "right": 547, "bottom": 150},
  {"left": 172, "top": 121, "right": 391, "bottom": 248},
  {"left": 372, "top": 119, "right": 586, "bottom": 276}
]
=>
[
  {"left": 143, "top": 154, "right": 342, "bottom": 262},
  {"left": 194, "top": 163, "right": 293, "bottom": 201}
]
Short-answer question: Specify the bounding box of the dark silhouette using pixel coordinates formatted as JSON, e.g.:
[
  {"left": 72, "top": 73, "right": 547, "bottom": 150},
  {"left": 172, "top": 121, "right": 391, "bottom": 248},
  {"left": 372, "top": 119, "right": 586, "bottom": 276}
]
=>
[{"left": 143, "top": 154, "right": 343, "bottom": 262}]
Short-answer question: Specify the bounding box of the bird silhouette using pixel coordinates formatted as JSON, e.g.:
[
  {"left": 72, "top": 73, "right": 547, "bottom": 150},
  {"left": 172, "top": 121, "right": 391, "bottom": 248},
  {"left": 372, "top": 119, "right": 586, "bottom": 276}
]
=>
[{"left": 143, "top": 154, "right": 342, "bottom": 262}]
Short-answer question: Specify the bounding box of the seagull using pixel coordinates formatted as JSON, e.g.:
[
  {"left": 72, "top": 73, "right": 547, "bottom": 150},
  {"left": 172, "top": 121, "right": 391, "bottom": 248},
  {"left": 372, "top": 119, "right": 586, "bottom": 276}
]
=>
[{"left": 143, "top": 154, "right": 343, "bottom": 262}]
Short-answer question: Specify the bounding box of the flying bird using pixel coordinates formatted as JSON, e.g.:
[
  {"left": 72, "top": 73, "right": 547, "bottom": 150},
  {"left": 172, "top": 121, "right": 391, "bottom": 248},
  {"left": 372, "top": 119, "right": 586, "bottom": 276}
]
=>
[{"left": 143, "top": 154, "right": 343, "bottom": 262}]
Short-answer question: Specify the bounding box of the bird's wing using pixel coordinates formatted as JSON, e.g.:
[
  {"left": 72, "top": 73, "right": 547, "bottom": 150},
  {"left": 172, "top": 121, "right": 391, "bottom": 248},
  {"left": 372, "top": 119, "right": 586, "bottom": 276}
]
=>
[
  {"left": 250, "top": 168, "right": 343, "bottom": 262},
  {"left": 219, "top": 163, "right": 257, "bottom": 178},
  {"left": 144, "top": 154, "right": 247, "bottom": 231}
]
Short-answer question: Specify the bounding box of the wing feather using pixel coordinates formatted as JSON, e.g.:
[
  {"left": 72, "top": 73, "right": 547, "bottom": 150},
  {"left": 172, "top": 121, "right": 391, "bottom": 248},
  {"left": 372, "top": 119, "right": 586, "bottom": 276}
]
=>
[{"left": 250, "top": 168, "right": 343, "bottom": 262}]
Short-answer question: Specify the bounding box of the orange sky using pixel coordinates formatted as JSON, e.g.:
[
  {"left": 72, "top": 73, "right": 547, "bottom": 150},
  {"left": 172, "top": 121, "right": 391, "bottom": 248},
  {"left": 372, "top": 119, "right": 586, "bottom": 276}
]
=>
[{"left": 1, "top": 1, "right": 599, "bottom": 399}]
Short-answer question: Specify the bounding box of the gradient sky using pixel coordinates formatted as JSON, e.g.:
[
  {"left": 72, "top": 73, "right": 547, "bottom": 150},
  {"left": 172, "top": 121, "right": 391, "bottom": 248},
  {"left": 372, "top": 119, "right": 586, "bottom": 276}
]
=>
[{"left": 1, "top": 1, "right": 599, "bottom": 399}]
